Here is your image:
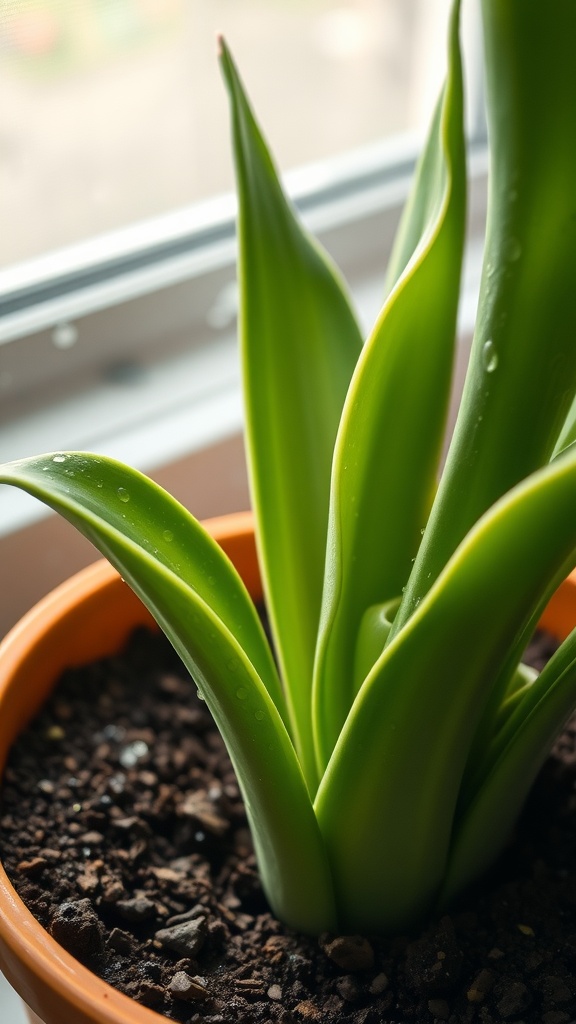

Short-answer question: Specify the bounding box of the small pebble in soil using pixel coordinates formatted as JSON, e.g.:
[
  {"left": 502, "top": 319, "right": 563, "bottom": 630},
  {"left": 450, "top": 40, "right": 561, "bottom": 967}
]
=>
[
  {"left": 155, "top": 916, "right": 208, "bottom": 957},
  {"left": 168, "top": 971, "right": 210, "bottom": 1002},
  {"left": 320, "top": 933, "right": 375, "bottom": 971},
  {"left": 49, "top": 898, "right": 103, "bottom": 961},
  {"left": 467, "top": 968, "right": 495, "bottom": 1003},
  {"left": 368, "top": 971, "right": 389, "bottom": 995}
]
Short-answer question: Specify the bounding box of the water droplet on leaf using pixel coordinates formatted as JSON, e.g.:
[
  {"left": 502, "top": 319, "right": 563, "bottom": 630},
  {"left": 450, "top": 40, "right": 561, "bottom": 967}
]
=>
[
  {"left": 117, "top": 487, "right": 130, "bottom": 503},
  {"left": 481, "top": 340, "right": 498, "bottom": 373}
]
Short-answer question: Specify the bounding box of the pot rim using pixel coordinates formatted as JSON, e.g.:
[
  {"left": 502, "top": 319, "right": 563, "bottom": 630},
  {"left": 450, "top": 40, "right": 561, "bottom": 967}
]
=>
[{"left": 0, "top": 511, "right": 257, "bottom": 1024}]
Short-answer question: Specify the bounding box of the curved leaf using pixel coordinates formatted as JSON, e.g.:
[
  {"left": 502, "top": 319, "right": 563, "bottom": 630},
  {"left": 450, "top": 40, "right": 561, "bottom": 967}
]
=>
[
  {"left": 442, "top": 624, "right": 576, "bottom": 905},
  {"left": 219, "top": 41, "right": 363, "bottom": 792},
  {"left": 312, "top": 0, "right": 466, "bottom": 771},
  {"left": 462, "top": 443, "right": 576, "bottom": 778},
  {"left": 553, "top": 394, "right": 576, "bottom": 459},
  {"left": 315, "top": 450, "right": 576, "bottom": 932},
  {"left": 0, "top": 453, "right": 337, "bottom": 933},
  {"left": 394, "top": 0, "right": 576, "bottom": 634}
]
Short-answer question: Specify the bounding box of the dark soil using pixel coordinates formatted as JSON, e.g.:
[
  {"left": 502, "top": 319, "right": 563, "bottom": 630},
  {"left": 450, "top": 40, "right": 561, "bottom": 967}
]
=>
[{"left": 2, "top": 626, "right": 576, "bottom": 1024}]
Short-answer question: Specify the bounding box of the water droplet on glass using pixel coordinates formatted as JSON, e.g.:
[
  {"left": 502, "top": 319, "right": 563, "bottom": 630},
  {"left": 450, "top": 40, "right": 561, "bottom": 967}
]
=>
[
  {"left": 481, "top": 340, "right": 498, "bottom": 373},
  {"left": 117, "top": 487, "right": 130, "bottom": 503},
  {"left": 236, "top": 687, "right": 248, "bottom": 701},
  {"left": 52, "top": 455, "right": 66, "bottom": 463},
  {"left": 52, "top": 322, "right": 79, "bottom": 349},
  {"left": 194, "top": 831, "right": 206, "bottom": 843},
  {"left": 162, "top": 529, "right": 174, "bottom": 543},
  {"left": 72, "top": 802, "right": 82, "bottom": 813},
  {"left": 119, "top": 740, "right": 149, "bottom": 768}
]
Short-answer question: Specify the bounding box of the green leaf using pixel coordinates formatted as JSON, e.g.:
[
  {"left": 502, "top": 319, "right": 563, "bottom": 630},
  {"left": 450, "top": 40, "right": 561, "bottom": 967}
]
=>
[
  {"left": 442, "top": 623, "right": 576, "bottom": 905},
  {"left": 219, "top": 40, "right": 363, "bottom": 791},
  {"left": 394, "top": 0, "right": 576, "bottom": 634},
  {"left": 552, "top": 394, "right": 576, "bottom": 459},
  {"left": 312, "top": 0, "right": 466, "bottom": 771},
  {"left": 315, "top": 449, "right": 576, "bottom": 933},
  {"left": 0, "top": 453, "right": 337, "bottom": 933}
]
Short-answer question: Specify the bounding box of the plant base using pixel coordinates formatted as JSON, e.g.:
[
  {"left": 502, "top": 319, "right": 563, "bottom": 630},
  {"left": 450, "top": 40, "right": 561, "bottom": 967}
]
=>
[{"left": 2, "top": 626, "right": 576, "bottom": 1024}]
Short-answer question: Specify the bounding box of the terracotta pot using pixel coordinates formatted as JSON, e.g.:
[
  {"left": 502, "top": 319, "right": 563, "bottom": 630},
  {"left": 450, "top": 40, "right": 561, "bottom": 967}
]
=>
[
  {"left": 0, "top": 512, "right": 574, "bottom": 1024},
  {"left": 0, "top": 512, "right": 260, "bottom": 1024}
]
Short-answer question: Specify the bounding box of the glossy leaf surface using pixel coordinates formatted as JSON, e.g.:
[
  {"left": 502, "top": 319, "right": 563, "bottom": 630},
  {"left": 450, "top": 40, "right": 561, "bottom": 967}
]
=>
[
  {"left": 394, "top": 0, "right": 576, "bottom": 635},
  {"left": 316, "top": 450, "right": 576, "bottom": 931},
  {"left": 312, "top": 0, "right": 465, "bottom": 770},
  {"left": 0, "top": 453, "right": 336, "bottom": 933},
  {"left": 220, "top": 41, "right": 363, "bottom": 791},
  {"left": 443, "top": 622, "right": 576, "bottom": 903}
]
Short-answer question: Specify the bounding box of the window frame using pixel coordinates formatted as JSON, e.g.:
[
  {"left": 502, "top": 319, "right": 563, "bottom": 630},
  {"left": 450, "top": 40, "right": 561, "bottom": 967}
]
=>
[{"left": 0, "top": 0, "right": 488, "bottom": 636}]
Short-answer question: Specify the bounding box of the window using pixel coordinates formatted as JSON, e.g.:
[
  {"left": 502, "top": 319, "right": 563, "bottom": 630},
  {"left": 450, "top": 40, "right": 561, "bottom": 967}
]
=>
[
  {"left": 1, "top": 0, "right": 460, "bottom": 264},
  {"left": 0, "top": 0, "right": 487, "bottom": 638}
]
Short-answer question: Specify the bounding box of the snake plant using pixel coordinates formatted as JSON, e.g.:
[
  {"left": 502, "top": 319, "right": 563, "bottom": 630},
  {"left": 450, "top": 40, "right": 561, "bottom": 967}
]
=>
[{"left": 3, "top": 0, "right": 576, "bottom": 934}]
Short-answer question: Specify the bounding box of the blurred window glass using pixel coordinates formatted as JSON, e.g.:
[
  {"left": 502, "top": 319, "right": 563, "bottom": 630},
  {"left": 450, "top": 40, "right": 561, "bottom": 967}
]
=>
[{"left": 0, "top": 0, "right": 452, "bottom": 267}]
